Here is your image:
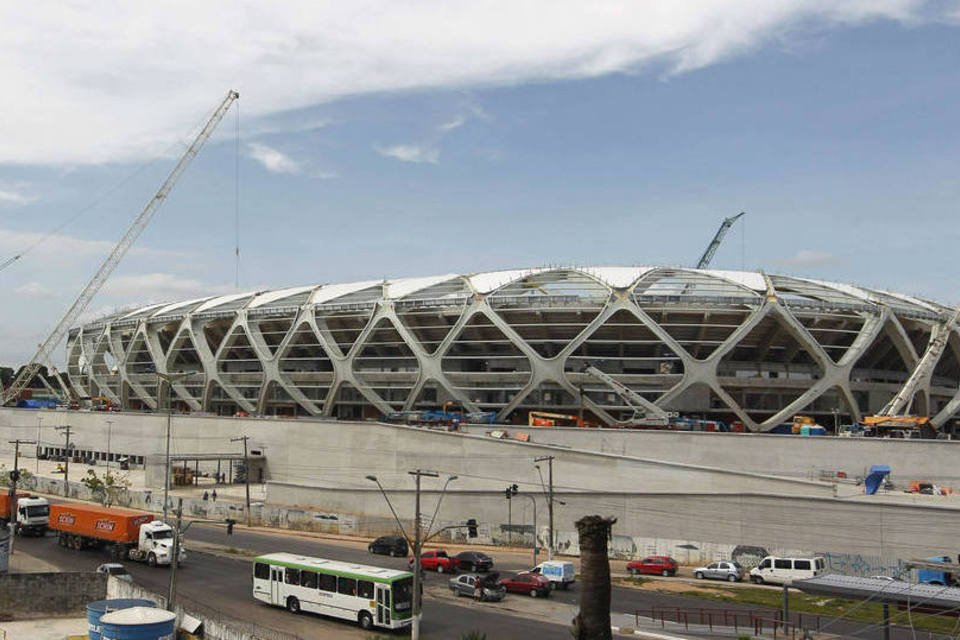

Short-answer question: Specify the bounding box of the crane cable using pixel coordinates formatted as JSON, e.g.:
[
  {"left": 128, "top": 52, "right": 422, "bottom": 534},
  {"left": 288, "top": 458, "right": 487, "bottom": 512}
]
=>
[{"left": 0, "top": 102, "right": 222, "bottom": 276}]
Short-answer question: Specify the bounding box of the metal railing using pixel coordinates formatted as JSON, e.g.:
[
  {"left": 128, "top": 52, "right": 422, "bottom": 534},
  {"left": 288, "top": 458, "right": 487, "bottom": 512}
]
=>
[{"left": 637, "top": 606, "right": 822, "bottom": 639}]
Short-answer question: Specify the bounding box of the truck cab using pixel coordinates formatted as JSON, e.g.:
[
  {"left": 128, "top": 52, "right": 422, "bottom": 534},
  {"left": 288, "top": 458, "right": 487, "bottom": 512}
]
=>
[
  {"left": 16, "top": 496, "right": 50, "bottom": 536},
  {"left": 131, "top": 520, "right": 186, "bottom": 567}
]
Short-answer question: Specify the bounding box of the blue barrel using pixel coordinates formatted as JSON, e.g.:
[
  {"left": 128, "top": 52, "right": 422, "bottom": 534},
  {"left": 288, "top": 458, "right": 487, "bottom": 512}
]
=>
[
  {"left": 87, "top": 599, "right": 156, "bottom": 640},
  {"left": 100, "top": 606, "right": 176, "bottom": 640}
]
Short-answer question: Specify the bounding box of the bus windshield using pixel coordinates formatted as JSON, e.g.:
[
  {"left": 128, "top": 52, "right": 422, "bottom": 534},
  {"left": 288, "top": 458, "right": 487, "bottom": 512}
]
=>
[{"left": 393, "top": 577, "right": 413, "bottom": 612}]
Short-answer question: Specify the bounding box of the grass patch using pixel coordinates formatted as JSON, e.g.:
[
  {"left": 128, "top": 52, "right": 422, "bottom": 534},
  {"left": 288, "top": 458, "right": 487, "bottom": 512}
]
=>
[
  {"left": 621, "top": 576, "right": 653, "bottom": 587},
  {"left": 221, "top": 546, "right": 256, "bottom": 556},
  {"left": 649, "top": 583, "right": 960, "bottom": 636}
]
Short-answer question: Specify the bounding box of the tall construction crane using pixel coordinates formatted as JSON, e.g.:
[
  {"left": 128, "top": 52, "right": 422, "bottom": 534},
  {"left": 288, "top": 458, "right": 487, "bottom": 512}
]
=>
[
  {"left": 582, "top": 364, "right": 677, "bottom": 426},
  {"left": 696, "top": 211, "right": 745, "bottom": 269},
  {"left": 2, "top": 90, "right": 239, "bottom": 406}
]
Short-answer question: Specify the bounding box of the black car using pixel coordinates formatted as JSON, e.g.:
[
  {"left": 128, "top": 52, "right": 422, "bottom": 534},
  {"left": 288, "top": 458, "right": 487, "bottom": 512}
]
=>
[
  {"left": 368, "top": 535, "right": 408, "bottom": 557},
  {"left": 455, "top": 551, "right": 494, "bottom": 572}
]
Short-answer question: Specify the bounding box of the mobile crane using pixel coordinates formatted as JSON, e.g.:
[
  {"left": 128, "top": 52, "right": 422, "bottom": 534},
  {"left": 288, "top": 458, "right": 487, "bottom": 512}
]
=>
[
  {"left": 2, "top": 90, "right": 239, "bottom": 406},
  {"left": 582, "top": 365, "right": 677, "bottom": 427}
]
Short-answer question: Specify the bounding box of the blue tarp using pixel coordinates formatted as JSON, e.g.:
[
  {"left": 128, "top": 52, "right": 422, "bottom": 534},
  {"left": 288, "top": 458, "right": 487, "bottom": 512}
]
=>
[
  {"left": 864, "top": 464, "right": 892, "bottom": 495},
  {"left": 16, "top": 399, "right": 58, "bottom": 409}
]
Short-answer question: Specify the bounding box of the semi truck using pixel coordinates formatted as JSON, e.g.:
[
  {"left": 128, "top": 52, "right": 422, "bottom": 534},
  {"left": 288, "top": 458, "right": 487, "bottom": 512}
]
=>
[
  {"left": 49, "top": 503, "right": 185, "bottom": 567},
  {"left": 0, "top": 492, "right": 50, "bottom": 536}
]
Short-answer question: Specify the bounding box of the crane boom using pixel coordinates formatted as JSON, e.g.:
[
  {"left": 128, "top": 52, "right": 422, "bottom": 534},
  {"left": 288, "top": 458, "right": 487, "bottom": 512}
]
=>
[
  {"left": 583, "top": 365, "right": 676, "bottom": 425},
  {"left": 696, "top": 211, "right": 745, "bottom": 269},
  {"left": 2, "top": 89, "right": 239, "bottom": 406},
  {"left": 878, "top": 307, "right": 960, "bottom": 417}
]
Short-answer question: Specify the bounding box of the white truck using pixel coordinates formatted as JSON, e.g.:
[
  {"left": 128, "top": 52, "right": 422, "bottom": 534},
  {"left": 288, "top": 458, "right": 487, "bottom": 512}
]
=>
[
  {"left": 0, "top": 493, "right": 50, "bottom": 536},
  {"left": 529, "top": 560, "right": 576, "bottom": 590}
]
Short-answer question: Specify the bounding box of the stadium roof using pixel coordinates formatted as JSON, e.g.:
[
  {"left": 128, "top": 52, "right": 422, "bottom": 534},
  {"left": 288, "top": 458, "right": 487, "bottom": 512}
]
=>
[{"left": 80, "top": 266, "right": 954, "bottom": 327}]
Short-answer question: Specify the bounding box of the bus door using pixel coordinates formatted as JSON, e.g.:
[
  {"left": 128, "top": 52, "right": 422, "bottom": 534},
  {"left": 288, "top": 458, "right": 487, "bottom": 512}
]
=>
[
  {"left": 270, "top": 566, "right": 283, "bottom": 605},
  {"left": 375, "top": 583, "right": 391, "bottom": 627}
]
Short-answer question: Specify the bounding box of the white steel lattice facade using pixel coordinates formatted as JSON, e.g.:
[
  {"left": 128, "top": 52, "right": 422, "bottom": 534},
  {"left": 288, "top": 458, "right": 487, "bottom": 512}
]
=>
[{"left": 66, "top": 267, "right": 960, "bottom": 430}]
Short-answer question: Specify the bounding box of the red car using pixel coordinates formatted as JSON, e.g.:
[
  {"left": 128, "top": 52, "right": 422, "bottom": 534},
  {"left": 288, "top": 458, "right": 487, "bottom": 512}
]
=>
[
  {"left": 626, "top": 555, "right": 678, "bottom": 577},
  {"left": 499, "top": 572, "right": 552, "bottom": 598},
  {"left": 410, "top": 549, "right": 458, "bottom": 573}
]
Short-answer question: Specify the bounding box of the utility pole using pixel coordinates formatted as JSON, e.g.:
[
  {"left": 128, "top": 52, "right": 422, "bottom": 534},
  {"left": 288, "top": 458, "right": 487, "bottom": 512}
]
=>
[
  {"left": 106, "top": 419, "right": 113, "bottom": 469},
  {"left": 230, "top": 435, "right": 251, "bottom": 526},
  {"left": 55, "top": 425, "right": 72, "bottom": 496},
  {"left": 408, "top": 469, "right": 437, "bottom": 640},
  {"left": 35, "top": 415, "right": 42, "bottom": 475},
  {"left": 7, "top": 439, "right": 36, "bottom": 554},
  {"left": 158, "top": 371, "right": 189, "bottom": 523},
  {"left": 535, "top": 455, "right": 555, "bottom": 559},
  {"left": 167, "top": 498, "right": 183, "bottom": 611}
]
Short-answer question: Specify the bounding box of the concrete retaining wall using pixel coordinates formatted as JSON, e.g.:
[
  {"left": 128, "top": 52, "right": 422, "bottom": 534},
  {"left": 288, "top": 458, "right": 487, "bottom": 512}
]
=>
[
  {"left": 0, "top": 571, "right": 106, "bottom": 615},
  {"left": 461, "top": 425, "right": 960, "bottom": 485}
]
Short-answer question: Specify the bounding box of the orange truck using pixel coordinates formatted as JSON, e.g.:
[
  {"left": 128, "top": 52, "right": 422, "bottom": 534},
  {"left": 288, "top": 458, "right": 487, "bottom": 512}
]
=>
[
  {"left": 50, "top": 503, "right": 185, "bottom": 567},
  {"left": 0, "top": 491, "right": 30, "bottom": 521}
]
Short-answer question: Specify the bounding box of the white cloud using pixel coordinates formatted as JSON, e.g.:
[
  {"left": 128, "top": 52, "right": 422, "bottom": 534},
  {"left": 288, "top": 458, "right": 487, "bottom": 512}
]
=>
[
  {"left": 246, "top": 143, "right": 302, "bottom": 175},
  {"left": 776, "top": 249, "right": 839, "bottom": 266},
  {"left": 100, "top": 272, "right": 234, "bottom": 300},
  {"left": 438, "top": 116, "right": 467, "bottom": 133},
  {"left": 0, "top": 2, "right": 947, "bottom": 166},
  {"left": 14, "top": 281, "right": 57, "bottom": 298},
  {"left": 376, "top": 145, "right": 440, "bottom": 164},
  {"left": 0, "top": 227, "right": 187, "bottom": 266},
  {"left": 0, "top": 188, "right": 35, "bottom": 206}
]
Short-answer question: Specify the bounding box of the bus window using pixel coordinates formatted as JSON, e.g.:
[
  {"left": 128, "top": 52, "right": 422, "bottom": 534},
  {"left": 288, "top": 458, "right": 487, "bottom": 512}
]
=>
[
  {"left": 319, "top": 573, "right": 337, "bottom": 592},
  {"left": 358, "top": 580, "right": 374, "bottom": 599},
  {"left": 254, "top": 563, "right": 270, "bottom": 580},
  {"left": 300, "top": 570, "right": 318, "bottom": 589},
  {"left": 285, "top": 568, "right": 300, "bottom": 585},
  {"left": 338, "top": 577, "right": 358, "bottom": 596},
  {"left": 393, "top": 577, "right": 413, "bottom": 612}
]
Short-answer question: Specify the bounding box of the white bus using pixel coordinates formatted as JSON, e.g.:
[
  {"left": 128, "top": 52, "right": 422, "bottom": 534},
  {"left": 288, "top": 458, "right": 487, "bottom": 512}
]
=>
[{"left": 252, "top": 552, "right": 415, "bottom": 630}]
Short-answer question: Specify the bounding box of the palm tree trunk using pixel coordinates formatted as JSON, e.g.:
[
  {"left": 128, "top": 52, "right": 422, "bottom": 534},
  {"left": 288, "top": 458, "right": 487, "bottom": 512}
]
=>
[{"left": 571, "top": 515, "right": 617, "bottom": 640}]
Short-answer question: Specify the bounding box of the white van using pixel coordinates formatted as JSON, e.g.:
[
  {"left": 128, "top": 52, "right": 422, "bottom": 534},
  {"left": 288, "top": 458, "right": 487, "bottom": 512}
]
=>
[
  {"left": 749, "top": 556, "right": 826, "bottom": 585},
  {"left": 529, "top": 561, "right": 576, "bottom": 590}
]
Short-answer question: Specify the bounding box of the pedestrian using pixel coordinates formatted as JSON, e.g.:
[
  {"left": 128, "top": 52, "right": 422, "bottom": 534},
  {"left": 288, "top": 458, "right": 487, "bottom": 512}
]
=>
[
  {"left": 473, "top": 580, "right": 482, "bottom": 602},
  {"left": 202, "top": 490, "right": 209, "bottom": 501},
  {"left": 211, "top": 489, "right": 217, "bottom": 502}
]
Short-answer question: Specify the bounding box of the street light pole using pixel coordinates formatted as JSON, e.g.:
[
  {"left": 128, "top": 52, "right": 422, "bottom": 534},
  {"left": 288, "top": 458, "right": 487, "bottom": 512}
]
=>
[
  {"left": 156, "top": 371, "right": 189, "bottom": 523},
  {"left": 8, "top": 439, "right": 36, "bottom": 554},
  {"left": 535, "top": 455, "right": 555, "bottom": 559},
  {"left": 230, "top": 435, "right": 252, "bottom": 526},
  {"left": 35, "top": 416, "right": 42, "bottom": 475},
  {"left": 106, "top": 419, "right": 113, "bottom": 470},
  {"left": 55, "top": 425, "right": 72, "bottom": 496},
  {"left": 521, "top": 494, "right": 537, "bottom": 566},
  {"left": 366, "top": 470, "right": 448, "bottom": 640}
]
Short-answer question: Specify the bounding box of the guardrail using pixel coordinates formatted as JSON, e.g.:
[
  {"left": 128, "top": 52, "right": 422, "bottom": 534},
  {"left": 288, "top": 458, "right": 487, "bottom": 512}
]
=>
[{"left": 637, "top": 606, "right": 822, "bottom": 639}]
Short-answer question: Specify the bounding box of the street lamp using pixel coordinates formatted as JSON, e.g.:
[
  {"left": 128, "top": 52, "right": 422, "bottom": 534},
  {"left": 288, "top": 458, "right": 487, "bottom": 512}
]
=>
[
  {"left": 521, "top": 494, "right": 538, "bottom": 566},
  {"left": 366, "top": 470, "right": 456, "bottom": 640},
  {"left": 156, "top": 371, "right": 190, "bottom": 523},
  {"left": 105, "top": 419, "right": 113, "bottom": 470},
  {"left": 35, "top": 415, "right": 43, "bottom": 475}
]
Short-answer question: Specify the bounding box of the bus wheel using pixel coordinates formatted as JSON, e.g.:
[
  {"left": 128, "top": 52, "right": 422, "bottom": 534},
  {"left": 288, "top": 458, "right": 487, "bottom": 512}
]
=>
[
  {"left": 358, "top": 611, "right": 373, "bottom": 630},
  {"left": 286, "top": 597, "right": 300, "bottom": 614}
]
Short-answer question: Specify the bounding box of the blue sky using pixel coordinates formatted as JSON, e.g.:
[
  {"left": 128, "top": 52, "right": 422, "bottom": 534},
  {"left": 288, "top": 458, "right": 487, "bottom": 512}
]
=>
[{"left": 1, "top": 2, "right": 959, "bottom": 365}]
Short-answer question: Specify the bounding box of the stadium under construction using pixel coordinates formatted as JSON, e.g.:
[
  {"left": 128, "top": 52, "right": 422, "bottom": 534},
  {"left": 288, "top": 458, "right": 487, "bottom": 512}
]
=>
[{"left": 63, "top": 266, "right": 960, "bottom": 432}]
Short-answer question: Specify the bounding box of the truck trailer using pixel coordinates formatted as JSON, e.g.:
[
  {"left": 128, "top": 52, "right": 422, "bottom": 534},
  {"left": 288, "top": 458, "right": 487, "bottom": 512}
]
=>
[
  {"left": 49, "top": 503, "right": 185, "bottom": 567},
  {"left": 0, "top": 492, "right": 50, "bottom": 536}
]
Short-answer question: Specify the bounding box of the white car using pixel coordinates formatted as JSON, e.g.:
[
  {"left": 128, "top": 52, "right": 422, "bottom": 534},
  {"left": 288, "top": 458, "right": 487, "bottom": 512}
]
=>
[{"left": 96, "top": 563, "right": 133, "bottom": 582}]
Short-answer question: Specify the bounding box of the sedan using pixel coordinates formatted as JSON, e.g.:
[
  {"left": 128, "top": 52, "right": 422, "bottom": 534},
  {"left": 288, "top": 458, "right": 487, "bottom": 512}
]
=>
[
  {"left": 455, "top": 550, "right": 494, "bottom": 572},
  {"left": 626, "top": 556, "right": 678, "bottom": 577},
  {"left": 449, "top": 573, "right": 506, "bottom": 602},
  {"left": 693, "top": 561, "right": 743, "bottom": 582},
  {"left": 96, "top": 563, "right": 133, "bottom": 582},
  {"left": 499, "top": 572, "right": 551, "bottom": 598}
]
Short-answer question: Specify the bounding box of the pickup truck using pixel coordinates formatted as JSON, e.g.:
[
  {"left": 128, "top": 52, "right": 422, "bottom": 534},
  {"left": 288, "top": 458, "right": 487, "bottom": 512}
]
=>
[{"left": 410, "top": 549, "right": 458, "bottom": 573}]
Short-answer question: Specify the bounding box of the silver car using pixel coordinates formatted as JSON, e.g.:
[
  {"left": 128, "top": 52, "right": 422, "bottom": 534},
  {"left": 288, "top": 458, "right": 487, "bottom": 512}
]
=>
[
  {"left": 693, "top": 561, "right": 743, "bottom": 582},
  {"left": 449, "top": 573, "right": 506, "bottom": 601}
]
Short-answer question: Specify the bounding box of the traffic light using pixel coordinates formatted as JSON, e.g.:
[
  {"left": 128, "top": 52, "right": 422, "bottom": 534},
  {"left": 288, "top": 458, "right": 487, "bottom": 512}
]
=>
[
  {"left": 225, "top": 518, "right": 236, "bottom": 535},
  {"left": 9, "top": 469, "right": 19, "bottom": 483},
  {"left": 504, "top": 484, "right": 518, "bottom": 499},
  {"left": 466, "top": 518, "right": 478, "bottom": 538}
]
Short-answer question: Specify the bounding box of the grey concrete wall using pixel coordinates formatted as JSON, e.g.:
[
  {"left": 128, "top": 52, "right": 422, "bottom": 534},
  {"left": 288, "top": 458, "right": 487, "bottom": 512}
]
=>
[
  {"left": 462, "top": 425, "right": 960, "bottom": 485},
  {"left": 0, "top": 408, "right": 832, "bottom": 496},
  {"left": 0, "top": 571, "right": 106, "bottom": 614}
]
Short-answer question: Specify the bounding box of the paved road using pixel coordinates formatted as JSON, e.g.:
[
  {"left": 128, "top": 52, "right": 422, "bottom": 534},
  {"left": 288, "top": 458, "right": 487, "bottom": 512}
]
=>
[{"left": 17, "top": 529, "right": 575, "bottom": 639}]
